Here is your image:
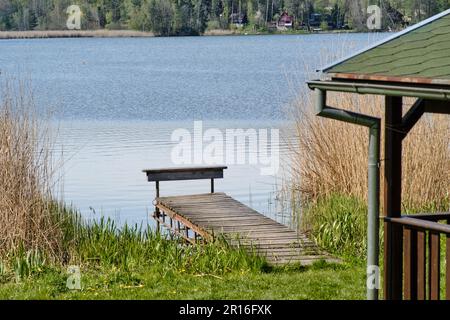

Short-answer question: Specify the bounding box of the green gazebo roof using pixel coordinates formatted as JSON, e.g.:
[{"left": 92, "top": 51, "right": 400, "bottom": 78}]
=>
[{"left": 323, "top": 9, "right": 450, "bottom": 86}]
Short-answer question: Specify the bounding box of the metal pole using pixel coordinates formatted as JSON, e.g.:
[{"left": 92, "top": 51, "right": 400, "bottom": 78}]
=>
[
  {"left": 315, "top": 89, "right": 381, "bottom": 300},
  {"left": 367, "top": 124, "right": 380, "bottom": 300}
]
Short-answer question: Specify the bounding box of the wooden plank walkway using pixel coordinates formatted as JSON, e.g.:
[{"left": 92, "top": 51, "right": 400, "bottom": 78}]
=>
[{"left": 155, "top": 192, "right": 338, "bottom": 266}]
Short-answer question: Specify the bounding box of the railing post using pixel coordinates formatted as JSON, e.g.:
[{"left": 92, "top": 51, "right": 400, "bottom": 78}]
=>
[
  {"left": 428, "top": 232, "right": 441, "bottom": 300},
  {"left": 417, "top": 230, "right": 426, "bottom": 300},
  {"left": 404, "top": 227, "right": 418, "bottom": 300},
  {"left": 388, "top": 215, "right": 450, "bottom": 300}
]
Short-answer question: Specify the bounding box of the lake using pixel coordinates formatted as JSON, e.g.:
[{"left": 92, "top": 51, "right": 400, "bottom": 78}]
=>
[{"left": 0, "top": 33, "right": 386, "bottom": 226}]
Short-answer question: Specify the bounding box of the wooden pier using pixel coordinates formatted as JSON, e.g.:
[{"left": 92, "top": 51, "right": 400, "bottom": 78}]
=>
[{"left": 144, "top": 166, "right": 337, "bottom": 266}]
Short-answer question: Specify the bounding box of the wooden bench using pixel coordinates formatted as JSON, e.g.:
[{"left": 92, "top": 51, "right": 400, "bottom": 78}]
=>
[{"left": 143, "top": 166, "right": 227, "bottom": 232}]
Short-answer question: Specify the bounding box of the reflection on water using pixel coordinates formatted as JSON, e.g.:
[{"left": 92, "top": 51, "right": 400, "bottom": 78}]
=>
[{"left": 56, "top": 119, "right": 293, "bottom": 226}]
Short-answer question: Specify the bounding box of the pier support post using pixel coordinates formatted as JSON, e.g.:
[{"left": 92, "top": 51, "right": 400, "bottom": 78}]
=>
[{"left": 155, "top": 181, "right": 160, "bottom": 233}]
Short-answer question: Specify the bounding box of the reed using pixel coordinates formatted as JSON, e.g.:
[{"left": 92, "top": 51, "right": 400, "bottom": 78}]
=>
[
  {"left": 0, "top": 215, "right": 267, "bottom": 281},
  {"left": 0, "top": 81, "right": 64, "bottom": 261},
  {"left": 287, "top": 91, "right": 450, "bottom": 257},
  {"left": 204, "top": 29, "right": 237, "bottom": 36},
  {"left": 68, "top": 217, "right": 267, "bottom": 275},
  {"left": 288, "top": 91, "right": 450, "bottom": 211}
]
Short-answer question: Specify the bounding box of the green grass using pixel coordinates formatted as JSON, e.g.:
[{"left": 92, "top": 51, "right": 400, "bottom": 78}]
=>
[
  {"left": 0, "top": 208, "right": 367, "bottom": 300},
  {"left": 1, "top": 215, "right": 268, "bottom": 280},
  {"left": 5, "top": 193, "right": 446, "bottom": 300},
  {"left": 299, "top": 193, "right": 450, "bottom": 300},
  {"left": 302, "top": 194, "right": 369, "bottom": 261},
  {"left": 0, "top": 262, "right": 365, "bottom": 300},
  {"left": 302, "top": 193, "right": 450, "bottom": 261}
]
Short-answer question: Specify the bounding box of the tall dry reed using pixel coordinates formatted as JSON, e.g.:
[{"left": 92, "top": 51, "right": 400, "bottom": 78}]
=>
[
  {"left": 0, "top": 81, "right": 63, "bottom": 260},
  {"left": 288, "top": 91, "right": 450, "bottom": 213}
]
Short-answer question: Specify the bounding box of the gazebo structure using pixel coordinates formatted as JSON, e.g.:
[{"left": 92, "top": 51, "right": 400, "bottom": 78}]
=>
[{"left": 308, "top": 9, "right": 450, "bottom": 300}]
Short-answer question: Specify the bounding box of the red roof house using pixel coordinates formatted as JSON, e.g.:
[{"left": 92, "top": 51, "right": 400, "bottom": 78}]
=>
[{"left": 278, "top": 12, "right": 294, "bottom": 28}]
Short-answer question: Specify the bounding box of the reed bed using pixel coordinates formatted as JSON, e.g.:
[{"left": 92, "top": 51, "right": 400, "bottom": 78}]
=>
[
  {"left": 286, "top": 91, "right": 450, "bottom": 258},
  {"left": 289, "top": 91, "right": 450, "bottom": 210},
  {"left": 0, "top": 30, "right": 154, "bottom": 40},
  {"left": 3, "top": 214, "right": 268, "bottom": 281},
  {"left": 68, "top": 217, "right": 267, "bottom": 275},
  {"left": 204, "top": 29, "right": 237, "bottom": 36},
  {"left": 0, "top": 82, "right": 64, "bottom": 261}
]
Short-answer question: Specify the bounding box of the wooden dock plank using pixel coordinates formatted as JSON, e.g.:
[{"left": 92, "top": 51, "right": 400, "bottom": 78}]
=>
[{"left": 155, "top": 193, "right": 337, "bottom": 266}]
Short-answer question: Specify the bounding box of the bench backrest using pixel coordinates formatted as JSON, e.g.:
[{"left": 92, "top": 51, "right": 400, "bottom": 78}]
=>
[
  {"left": 143, "top": 166, "right": 227, "bottom": 195},
  {"left": 143, "top": 166, "right": 227, "bottom": 182}
]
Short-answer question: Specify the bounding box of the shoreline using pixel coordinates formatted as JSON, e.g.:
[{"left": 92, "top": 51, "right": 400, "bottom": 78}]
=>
[
  {"left": 0, "top": 28, "right": 361, "bottom": 40},
  {"left": 0, "top": 30, "right": 155, "bottom": 39}
]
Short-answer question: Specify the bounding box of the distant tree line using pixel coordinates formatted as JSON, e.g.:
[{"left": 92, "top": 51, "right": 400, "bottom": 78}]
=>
[{"left": 0, "top": 0, "right": 449, "bottom": 35}]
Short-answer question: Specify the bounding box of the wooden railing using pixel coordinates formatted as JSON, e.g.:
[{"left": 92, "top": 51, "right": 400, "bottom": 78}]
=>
[{"left": 385, "top": 213, "right": 450, "bottom": 300}]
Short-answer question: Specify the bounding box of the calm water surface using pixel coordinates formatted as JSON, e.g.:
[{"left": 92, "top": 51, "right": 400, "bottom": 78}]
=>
[{"left": 0, "top": 33, "right": 387, "bottom": 225}]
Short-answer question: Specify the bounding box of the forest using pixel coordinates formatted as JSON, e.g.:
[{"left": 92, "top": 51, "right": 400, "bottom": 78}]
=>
[{"left": 0, "top": 0, "right": 449, "bottom": 35}]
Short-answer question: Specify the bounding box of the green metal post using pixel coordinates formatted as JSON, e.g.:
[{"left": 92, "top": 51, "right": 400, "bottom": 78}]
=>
[{"left": 315, "top": 89, "right": 381, "bottom": 300}]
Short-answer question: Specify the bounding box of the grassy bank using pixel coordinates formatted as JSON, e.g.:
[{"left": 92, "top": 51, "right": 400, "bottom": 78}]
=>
[
  {"left": 0, "top": 261, "right": 365, "bottom": 300},
  {"left": 0, "top": 215, "right": 365, "bottom": 300},
  {"left": 0, "top": 205, "right": 365, "bottom": 300}
]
